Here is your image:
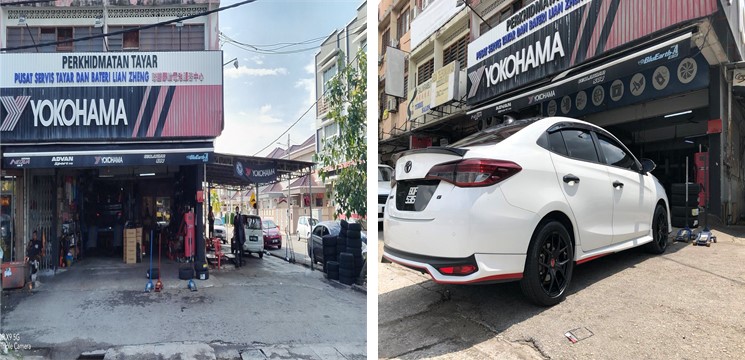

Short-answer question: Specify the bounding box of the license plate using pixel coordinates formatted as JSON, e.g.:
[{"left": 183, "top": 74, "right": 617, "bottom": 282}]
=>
[
  {"left": 249, "top": 236, "right": 258, "bottom": 242},
  {"left": 404, "top": 186, "right": 418, "bottom": 204}
]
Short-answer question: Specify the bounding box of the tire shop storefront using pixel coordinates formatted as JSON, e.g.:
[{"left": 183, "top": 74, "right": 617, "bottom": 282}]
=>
[
  {"left": 466, "top": 0, "right": 745, "bottom": 226},
  {"left": 0, "top": 51, "right": 223, "bottom": 269}
]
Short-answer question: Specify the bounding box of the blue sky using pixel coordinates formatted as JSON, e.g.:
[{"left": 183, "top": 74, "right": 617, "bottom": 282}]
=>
[{"left": 215, "top": 0, "right": 362, "bottom": 156}]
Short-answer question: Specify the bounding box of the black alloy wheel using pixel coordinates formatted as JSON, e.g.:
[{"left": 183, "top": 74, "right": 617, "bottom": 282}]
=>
[
  {"left": 521, "top": 220, "right": 574, "bottom": 306},
  {"left": 645, "top": 205, "right": 669, "bottom": 254}
]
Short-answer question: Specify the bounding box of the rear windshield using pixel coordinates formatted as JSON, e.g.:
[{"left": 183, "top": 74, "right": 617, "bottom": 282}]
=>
[
  {"left": 244, "top": 216, "right": 262, "bottom": 230},
  {"left": 378, "top": 166, "right": 393, "bottom": 181},
  {"left": 451, "top": 118, "right": 539, "bottom": 147}
]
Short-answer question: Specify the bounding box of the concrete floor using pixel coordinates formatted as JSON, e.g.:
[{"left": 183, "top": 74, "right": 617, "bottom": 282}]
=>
[
  {"left": 1, "top": 252, "right": 366, "bottom": 359},
  {"left": 378, "top": 226, "right": 745, "bottom": 359}
]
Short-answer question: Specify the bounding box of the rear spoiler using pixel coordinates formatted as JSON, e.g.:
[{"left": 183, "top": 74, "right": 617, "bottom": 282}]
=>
[{"left": 393, "top": 147, "right": 468, "bottom": 163}]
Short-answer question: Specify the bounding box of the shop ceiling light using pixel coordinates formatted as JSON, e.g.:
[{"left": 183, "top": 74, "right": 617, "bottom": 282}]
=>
[
  {"left": 139, "top": 173, "right": 156, "bottom": 177},
  {"left": 664, "top": 110, "right": 693, "bottom": 118}
]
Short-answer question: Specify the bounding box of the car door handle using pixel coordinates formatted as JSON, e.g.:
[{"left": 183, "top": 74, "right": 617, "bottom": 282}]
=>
[
  {"left": 563, "top": 174, "right": 580, "bottom": 184},
  {"left": 613, "top": 181, "right": 624, "bottom": 188}
]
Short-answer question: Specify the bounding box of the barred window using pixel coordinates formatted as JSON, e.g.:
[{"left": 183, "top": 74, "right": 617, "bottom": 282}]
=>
[
  {"left": 417, "top": 58, "right": 434, "bottom": 85},
  {"left": 403, "top": 73, "right": 409, "bottom": 99},
  {"left": 381, "top": 29, "right": 390, "bottom": 56},
  {"left": 443, "top": 35, "right": 468, "bottom": 68}
]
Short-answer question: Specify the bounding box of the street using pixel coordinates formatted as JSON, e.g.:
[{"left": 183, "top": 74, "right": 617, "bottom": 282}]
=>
[
  {"left": 1, "top": 248, "right": 366, "bottom": 359},
  {"left": 378, "top": 226, "right": 745, "bottom": 359}
]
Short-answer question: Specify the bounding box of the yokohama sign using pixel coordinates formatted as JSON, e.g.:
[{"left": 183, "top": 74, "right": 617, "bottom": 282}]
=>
[
  {"left": 467, "top": 0, "right": 717, "bottom": 105},
  {"left": 0, "top": 51, "right": 224, "bottom": 142}
]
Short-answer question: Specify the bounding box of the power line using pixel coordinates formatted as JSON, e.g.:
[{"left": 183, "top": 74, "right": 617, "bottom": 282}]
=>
[
  {"left": 219, "top": 27, "right": 366, "bottom": 56},
  {"left": 251, "top": 46, "right": 366, "bottom": 156},
  {"left": 0, "top": 0, "right": 259, "bottom": 52}
]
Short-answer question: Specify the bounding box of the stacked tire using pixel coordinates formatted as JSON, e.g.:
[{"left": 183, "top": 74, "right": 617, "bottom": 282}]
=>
[
  {"left": 322, "top": 234, "right": 338, "bottom": 272},
  {"left": 670, "top": 183, "right": 700, "bottom": 228},
  {"left": 338, "top": 252, "right": 355, "bottom": 285},
  {"left": 326, "top": 261, "right": 340, "bottom": 280},
  {"left": 346, "top": 223, "right": 364, "bottom": 281},
  {"left": 337, "top": 220, "right": 349, "bottom": 262}
]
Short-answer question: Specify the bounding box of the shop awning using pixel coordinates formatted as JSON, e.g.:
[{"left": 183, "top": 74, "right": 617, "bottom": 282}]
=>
[
  {"left": 206, "top": 152, "right": 313, "bottom": 188},
  {"left": 1, "top": 141, "right": 214, "bottom": 169}
]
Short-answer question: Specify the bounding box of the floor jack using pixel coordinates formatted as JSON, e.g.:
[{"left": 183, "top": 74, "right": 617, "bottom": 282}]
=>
[{"left": 155, "top": 233, "right": 163, "bottom": 292}]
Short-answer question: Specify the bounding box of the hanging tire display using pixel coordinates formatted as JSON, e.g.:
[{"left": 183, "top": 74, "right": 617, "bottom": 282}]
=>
[{"left": 671, "top": 183, "right": 700, "bottom": 195}]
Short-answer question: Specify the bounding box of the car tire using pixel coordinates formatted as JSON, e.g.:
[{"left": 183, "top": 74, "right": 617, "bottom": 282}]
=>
[
  {"left": 645, "top": 205, "right": 669, "bottom": 254},
  {"left": 259, "top": 252, "right": 263, "bottom": 259},
  {"left": 671, "top": 206, "right": 697, "bottom": 218},
  {"left": 339, "top": 252, "right": 354, "bottom": 269},
  {"left": 179, "top": 266, "right": 194, "bottom": 280},
  {"left": 520, "top": 220, "right": 574, "bottom": 307},
  {"left": 277, "top": 244, "right": 282, "bottom": 249},
  {"left": 339, "top": 275, "right": 354, "bottom": 285},
  {"left": 671, "top": 183, "right": 701, "bottom": 195}
]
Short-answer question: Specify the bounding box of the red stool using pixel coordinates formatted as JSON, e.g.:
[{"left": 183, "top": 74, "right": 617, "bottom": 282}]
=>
[{"left": 212, "top": 238, "right": 223, "bottom": 269}]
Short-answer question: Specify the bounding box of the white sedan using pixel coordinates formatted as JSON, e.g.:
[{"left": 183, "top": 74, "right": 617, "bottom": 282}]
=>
[{"left": 383, "top": 117, "right": 671, "bottom": 306}]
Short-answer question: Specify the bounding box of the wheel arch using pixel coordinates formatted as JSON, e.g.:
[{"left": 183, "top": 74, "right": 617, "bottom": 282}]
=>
[{"left": 533, "top": 210, "right": 576, "bottom": 251}]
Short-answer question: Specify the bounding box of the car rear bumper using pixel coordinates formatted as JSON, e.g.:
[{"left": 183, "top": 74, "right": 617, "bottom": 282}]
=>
[{"left": 383, "top": 245, "right": 524, "bottom": 284}]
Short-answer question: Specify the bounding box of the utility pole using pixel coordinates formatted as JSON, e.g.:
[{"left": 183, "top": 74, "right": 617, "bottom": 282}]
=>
[{"left": 284, "top": 134, "right": 295, "bottom": 263}]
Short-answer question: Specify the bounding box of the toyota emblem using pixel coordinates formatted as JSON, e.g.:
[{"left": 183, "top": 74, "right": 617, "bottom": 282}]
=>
[{"left": 404, "top": 161, "right": 413, "bottom": 173}]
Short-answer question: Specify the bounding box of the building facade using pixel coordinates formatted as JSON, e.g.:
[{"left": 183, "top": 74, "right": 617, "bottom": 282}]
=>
[
  {"left": 0, "top": 0, "right": 222, "bottom": 265},
  {"left": 378, "top": 0, "right": 745, "bottom": 225}
]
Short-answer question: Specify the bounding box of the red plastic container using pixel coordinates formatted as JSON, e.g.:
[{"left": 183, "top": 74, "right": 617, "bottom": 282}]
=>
[{"left": 1, "top": 261, "right": 28, "bottom": 289}]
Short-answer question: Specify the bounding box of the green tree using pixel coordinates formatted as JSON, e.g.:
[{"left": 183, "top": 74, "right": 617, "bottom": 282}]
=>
[{"left": 315, "top": 49, "right": 367, "bottom": 221}]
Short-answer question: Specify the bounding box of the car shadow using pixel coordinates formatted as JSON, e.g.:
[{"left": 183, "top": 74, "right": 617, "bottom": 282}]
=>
[{"left": 378, "top": 239, "right": 688, "bottom": 359}]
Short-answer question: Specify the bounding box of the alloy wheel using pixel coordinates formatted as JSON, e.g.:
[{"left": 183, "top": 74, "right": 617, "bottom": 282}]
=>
[{"left": 537, "top": 230, "right": 571, "bottom": 297}]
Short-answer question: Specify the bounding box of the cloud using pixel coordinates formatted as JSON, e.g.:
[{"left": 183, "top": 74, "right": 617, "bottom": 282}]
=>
[
  {"left": 224, "top": 66, "right": 288, "bottom": 78},
  {"left": 295, "top": 78, "right": 315, "bottom": 107},
  {"left": 260, "top": 104, "right": 272, "bottom": 114},
  {"left": 304, "top": 59, "right": 315, "bottom": 75}
]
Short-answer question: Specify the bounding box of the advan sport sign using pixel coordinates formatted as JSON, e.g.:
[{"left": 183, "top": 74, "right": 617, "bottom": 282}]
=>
[{"left": 0, "top": 51, "right": 224, "bottom": 142}]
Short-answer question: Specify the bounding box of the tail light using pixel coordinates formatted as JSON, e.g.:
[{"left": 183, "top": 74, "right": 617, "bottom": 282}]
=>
[
  {"left": 438, "top": 265, "right": 477, "bottom": 276},
  {"left": 425, "top": 159, "right": 522, "bottom": 187}
]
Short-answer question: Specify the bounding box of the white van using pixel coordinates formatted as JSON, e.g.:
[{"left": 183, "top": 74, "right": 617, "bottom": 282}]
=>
[
  {"left": 378, "top": 164, "right": 394, "bottom": 227},
  {"left": 241, "top": 214, "right": 264, "bottom": 258},
  {"left": 296, "top": 215, "right": 318, "bottom": 240}
]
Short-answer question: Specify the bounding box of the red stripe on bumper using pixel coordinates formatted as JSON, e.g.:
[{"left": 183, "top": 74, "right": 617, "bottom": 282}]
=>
[{"left": 382, "top": 254, "right": 523, "bottom": 284}]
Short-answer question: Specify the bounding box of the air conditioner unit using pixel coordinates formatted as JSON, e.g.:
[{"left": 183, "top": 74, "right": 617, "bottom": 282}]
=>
[
  {"left": 387, "top": 98, "right": 398, "bottom": 112},
  {"left": 390, "top": 38, "right": 399, "bottom": 48}
]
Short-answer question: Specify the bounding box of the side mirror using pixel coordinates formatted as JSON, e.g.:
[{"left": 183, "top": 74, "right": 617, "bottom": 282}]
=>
[{"left": 641, "top": 159, "right": 656, "bottom": 174}]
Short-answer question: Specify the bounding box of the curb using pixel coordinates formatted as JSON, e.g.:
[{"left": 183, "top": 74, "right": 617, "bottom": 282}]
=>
[{"left": 266, "top": 251, "right": 367, "bottom": 294}]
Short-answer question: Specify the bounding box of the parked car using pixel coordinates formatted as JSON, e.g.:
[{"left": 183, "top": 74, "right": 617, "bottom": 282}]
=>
[
  {"left": 383, "top": 116, "right": 671, "bottom": 306},
  {"left": 378, "top": 164, "right": 394, "bottom": 228},
  {"left": 296, "top": 215, "right": 317, "bottom": 240},
  {"left": 212, "top": 218, "right": 227, "bottom": 242},
  {"left": 241, "top": 214, "right": 264, "bottom": 258},
  {"left": 262, "top": 219, "right": 282, "bottom": 249},
  {"left": 308, "top": 221, "right": 367, "bottom": 265}
]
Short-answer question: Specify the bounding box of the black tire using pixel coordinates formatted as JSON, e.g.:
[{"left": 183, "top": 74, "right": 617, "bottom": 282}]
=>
[
  {"left": 326, "top": 261, "right": 340, "bottom": 273},
  {"left": 339, "top": 268, "right": 356, "bottom": 278},
  {"left": 645, "top": 205, "right": 670, "bottom": 254},
  {"left": 340, "top": 220, "right": 349, "bottom": 229},
  {"left": 348, "top": 223, "right": 362, "bottom": 231},
  {"left": 327, "top": 271, "right": 339, "bottom": 280},
  {"left": 339, "top": 275, "right": 354, "bottom": 285},
  {"left": 259, "top": 252, "right": 263, "bottom": 259},
  {"left": 346, "top": 237, "right": 362, "bottom": 249},
  {"left": 322, "top": 235, "right": 338, "bottom": 247},
  {"left": 277, "top": 244, "right": 281, "bottom": 249},
  {"left": 520, "top": 220, "right": 574, "bottom": 307},
  {"left": 339, "top": 252, "right": 354, "bottom": 267},
  {"left": 671, "top": 183, "right": 700, "bottom": 195},
  {"left": 670, "top": 194, "right": 699, "bottom": 206},
  {"left": 671, "top": 216, "right": 699, "bottom": 228},
  {"left": 323, "top": 246, "right": 337, "bottom": 256},
  {"left": 179, "top": 266, "right": 194, "bottom": 280},
  {"left": 671, "top": 206, "right": 697, "bottom": 218},
  {"left": 346, "top": 230, "right": 362, "bottom": 239}
]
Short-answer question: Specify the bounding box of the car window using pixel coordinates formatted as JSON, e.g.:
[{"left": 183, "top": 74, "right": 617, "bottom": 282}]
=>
[
  {"left": 311, "top": 218, "right": 318, "bottom": 226},
  {"left": 596, "top": 134, "right": 639, "bottom": 171},
  {"left": 312, "top": 226, "right": 323, "bottom": 236},
  {"left": 379, "top": 167, "right": 393, "bottom": 182},
  {"left": 561, "top": 129, "right": 599, "bottom": 163},
  {"left": 321, "top": 227, "right": 330, "bottom": 236},
  {"left": 547, "top": 131, "right": 568, "bottom": 156},
  {"left": 214, "top": 219, "right": 223, "bottom": 226},
  {"left": 244, "top": 216, "right": 261, "bottom": 230},
  {"left": 262, "top": 220, "right": 277, "bottom": 229},
  {"left": 299, "top": 218, "right": 306, "bottom": 225}
]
